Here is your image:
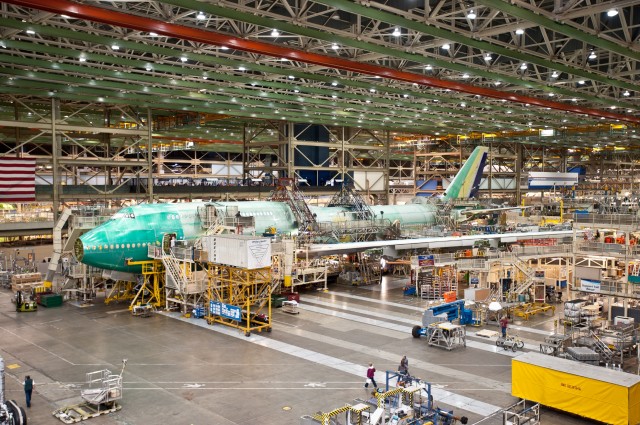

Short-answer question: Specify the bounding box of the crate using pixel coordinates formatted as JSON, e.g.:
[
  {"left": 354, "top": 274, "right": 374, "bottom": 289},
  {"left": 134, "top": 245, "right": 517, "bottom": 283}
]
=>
[
  {"left": 39, "top": 293, "right": 63, "bottom": 308},
  {"left": 11, "top": 273, "right": 41, "bottom": 284}
]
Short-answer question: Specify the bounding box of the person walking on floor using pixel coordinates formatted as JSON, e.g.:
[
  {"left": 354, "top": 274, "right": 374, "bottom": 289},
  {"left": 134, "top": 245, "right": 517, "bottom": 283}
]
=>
[
  {"left": 364, "top": 363, "right": 378, "bottom": 389},
  {"left": 499, "top": 315, "right": 509, "bottom": 338},
  {"left": 24, "top": 375, "right": 33, "bottom": 408},
  {"left": 398, "top": 355, "right": 409, "bottom": 375}
]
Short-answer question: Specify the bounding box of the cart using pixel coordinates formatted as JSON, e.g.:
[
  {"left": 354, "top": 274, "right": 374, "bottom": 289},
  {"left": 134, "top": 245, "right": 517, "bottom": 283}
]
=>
[
  {"left": 496, "top": 334, "right": 524, "bottom": 351},
  {"left": 282, "top": 300, "right": 299, "bottom": 314}
]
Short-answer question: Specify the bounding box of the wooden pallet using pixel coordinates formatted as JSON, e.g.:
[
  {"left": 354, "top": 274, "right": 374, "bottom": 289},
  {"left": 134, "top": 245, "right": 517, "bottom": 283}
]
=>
[{"left": 11, "top": 281, "right": 43, "bottom": 292}]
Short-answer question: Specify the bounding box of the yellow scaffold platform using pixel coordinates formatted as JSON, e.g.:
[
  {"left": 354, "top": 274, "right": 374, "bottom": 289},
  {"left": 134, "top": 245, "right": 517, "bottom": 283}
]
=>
[{"left": 513, "top": 302, "right": 555, "bottom": 320}]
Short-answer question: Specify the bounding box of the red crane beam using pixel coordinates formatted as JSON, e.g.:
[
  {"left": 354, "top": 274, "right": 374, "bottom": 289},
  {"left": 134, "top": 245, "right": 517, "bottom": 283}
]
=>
[{"left": 7, "top": 0, "right": 639, "bottom": 124}]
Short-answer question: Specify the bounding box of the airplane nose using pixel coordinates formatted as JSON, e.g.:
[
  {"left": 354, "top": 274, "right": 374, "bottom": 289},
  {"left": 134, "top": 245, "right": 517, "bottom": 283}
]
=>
[{"left": 74, "top": 238, "right": 84, "bottom": 262}]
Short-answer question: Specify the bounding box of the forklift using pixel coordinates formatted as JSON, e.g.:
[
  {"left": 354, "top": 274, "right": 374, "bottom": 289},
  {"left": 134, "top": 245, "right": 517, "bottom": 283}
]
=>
[{"left": 14, "top": 290, "right": 37, "bottom": 312}]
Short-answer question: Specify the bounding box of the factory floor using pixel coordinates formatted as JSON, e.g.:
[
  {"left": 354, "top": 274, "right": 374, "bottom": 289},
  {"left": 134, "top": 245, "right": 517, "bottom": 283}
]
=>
[{"left": 0, "top": 276, "right": 622, "bottom": 425}]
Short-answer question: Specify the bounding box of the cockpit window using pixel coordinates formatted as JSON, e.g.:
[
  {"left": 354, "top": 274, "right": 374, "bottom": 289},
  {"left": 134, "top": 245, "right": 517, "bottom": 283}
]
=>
[{"left": 113, "top": 212, "right": 135, "bottom": 219}]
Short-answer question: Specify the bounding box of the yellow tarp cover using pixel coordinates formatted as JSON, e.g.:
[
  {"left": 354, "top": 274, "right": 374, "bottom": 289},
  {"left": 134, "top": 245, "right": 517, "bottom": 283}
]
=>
[{"left": 513, "top": 355, "right": 640, "bottom": 425}]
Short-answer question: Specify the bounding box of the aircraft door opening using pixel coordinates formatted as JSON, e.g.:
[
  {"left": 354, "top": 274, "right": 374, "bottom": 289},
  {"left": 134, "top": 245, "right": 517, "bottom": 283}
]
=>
[{"left": 162, "top": 233, "right": 177, "bottom": 254}]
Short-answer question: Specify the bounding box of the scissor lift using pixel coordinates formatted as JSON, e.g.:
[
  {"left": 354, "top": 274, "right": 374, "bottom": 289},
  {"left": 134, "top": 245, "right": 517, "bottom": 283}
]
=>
[{"left": 53, "top": 360, "right": 127, "bottom": 423}]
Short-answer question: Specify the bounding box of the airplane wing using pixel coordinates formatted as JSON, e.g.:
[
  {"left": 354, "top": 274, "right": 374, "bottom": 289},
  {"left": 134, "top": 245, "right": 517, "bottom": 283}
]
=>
[
  {"left": 305, "top": 229, "right": 580, "bottom": 256},
  {"left": 460, "top": 206, "right": 530, "bottom": 217}
]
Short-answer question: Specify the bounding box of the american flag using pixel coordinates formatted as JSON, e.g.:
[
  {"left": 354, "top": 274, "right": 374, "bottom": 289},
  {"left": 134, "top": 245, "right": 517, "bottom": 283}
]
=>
[{"left": 0, "top": 157, "right": 36, "bottom": 202}]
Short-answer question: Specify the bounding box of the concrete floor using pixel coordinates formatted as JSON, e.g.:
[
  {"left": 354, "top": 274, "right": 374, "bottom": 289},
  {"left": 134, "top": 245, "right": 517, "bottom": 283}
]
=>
[{"left": 0, "top": 276, "right": 609, "bottom": 425}]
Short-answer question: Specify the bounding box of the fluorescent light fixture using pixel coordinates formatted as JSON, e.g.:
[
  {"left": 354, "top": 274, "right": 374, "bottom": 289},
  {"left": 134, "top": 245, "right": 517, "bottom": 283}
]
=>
[
  {"left": 26, "top": 29, "right": 35, "bottom": 34},
  {"left": 392, "top": 27, "right": 401, "bottom": 36},
  {"left": 442, "top": 43, "right": 451, "bottom": 50},
  {"left": 607, "top": 9, "right": 618, "bottom": 17},
  {"left": 515, "top": 28, "right": 524, "bottom": 35},
  {"left": 467, "top": 10, "right": 476, "bottom": 19},
  {"left": 271, "top": 29, "right": 280, "bottom": 37},
  {"left": 196, "top": 11, "right": 206, "bottom": 20}
]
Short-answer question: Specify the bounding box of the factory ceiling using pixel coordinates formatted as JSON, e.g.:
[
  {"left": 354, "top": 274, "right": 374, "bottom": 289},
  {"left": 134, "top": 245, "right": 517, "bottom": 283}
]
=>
[{"left": 0, "top": 0, "right": 639, "bottom": 147}]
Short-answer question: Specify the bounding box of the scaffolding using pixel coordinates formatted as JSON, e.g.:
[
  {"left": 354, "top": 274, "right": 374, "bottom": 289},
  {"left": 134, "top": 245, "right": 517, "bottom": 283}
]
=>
[{"left": 205, "top": 264, "right": 272, "bottom": 336}]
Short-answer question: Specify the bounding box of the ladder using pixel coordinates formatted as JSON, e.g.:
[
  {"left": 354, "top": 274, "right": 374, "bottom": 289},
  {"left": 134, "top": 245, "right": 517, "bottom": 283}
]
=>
[
  {"left": 357, "top": 252, "right": 377, "bottom": 285},
  {"left": 268, "top": 178, "right": 316, "bottom": 231}
]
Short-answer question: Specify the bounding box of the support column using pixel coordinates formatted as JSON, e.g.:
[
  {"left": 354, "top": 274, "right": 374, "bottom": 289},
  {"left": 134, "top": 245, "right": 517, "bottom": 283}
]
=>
[
  {"left": 147, "top": 108, "right": 154, "bottom": 202},
  {"left": 51, "top": 98, "right": 61, "bottom": 220}
]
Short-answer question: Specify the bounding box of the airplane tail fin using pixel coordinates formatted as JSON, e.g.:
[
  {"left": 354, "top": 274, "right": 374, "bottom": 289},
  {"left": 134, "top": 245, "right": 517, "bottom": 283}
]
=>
[{"left": 443, "top": 146, "right": 489, "bottom": 200}]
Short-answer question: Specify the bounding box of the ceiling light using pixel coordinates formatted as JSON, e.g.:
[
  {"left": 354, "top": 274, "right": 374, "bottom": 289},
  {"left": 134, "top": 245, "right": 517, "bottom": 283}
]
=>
[
  {"left": 288, "top": 75, "right": 295, "bottom": 79},
  {"left": 548, "top": 93, "right": 555, "bottom": 97},
  {"left": 589, "top": 51, "right": 597, "bottom": 60},
  {"left": 294, "top": 89, "right": 299, "bottom": 93},
  {"left": 607, "top": 9, "right": 618, "bottom": 17},
  {"left": 467, "top": 10, "right": 476, "bottom": 19},
  {"left": 180, "top": 56, "right": 188, "bottom": 62},
  {"left": 111, "top": 44, "right": 120, "bottom": 50},
  {"left": 79, "top": 57, "right": 87, "bottom": 62},
  {"left": 220, "top": 46, "right": 229, "bottom": 50},
  {"left": 515, "top": 29, "right": 524, "bottom": 35},
  {"left": 149, "top": 32, "right": 158, "bottom": 36},
  {"left": 365, "top": 100, "right": 371, "bottom": 103},
  {"left": 60, "top": 14, "right": 70, "bottom": 18},
  {"left": 331, "top": 81, "right": 338, "bottom": 86},
  {"left": 551, "top": 71, "right": 559, "bottom": 78},
  {"left": 238, "top": 66, "right": 246, "bottom": 71},
  {"left": 403, "top": 94, "right": 409, "bottom": 98},
  {"left": 331, "top": 43, "right": 339, "bottom": 50},
  {"left": 623, "top": 90, "right": 630, "bottom": 96},
  {"left": 369, "top": 88, "right": 376, "bottom": 93},
  {"left": 484, "top": 54, "right": 492, "bottom": 61},
  {"left": 494, "top": 81, "right": 501, "bottom": 86},
  {"left": 196, "top": 11, "right": 206, "bottom": 20},
  {"left": 271, "top": 29, "right": 280, "bottom": 37},
  {"left": 462, "top": 73, "right": 469, "bottom": 79},
  {"left": 425, "top": 65, "right": 433, "bottom": 70},
  {"left": 578, "top": 80, "right": 585, "bottom": 84},
  {"left": 392, "top": 27, "right": 401, "bottom": 37},
  {"left": 331, "top": 95, "right": 337, "bottom": 99},
  {"left": 460, "top": 102, "right": 466, "bottom": 107},
  {"left": 571, "top": 98, "right": 577, "bottom": 102},
  {"left": 442, "top": 43, "right": 451, "bottom": 50},
  {"left": 26, "top": 29, "right": 35, "bottom": 35},
  {"left": 520, "top": 63, "right": 527, "bottom": 70}
]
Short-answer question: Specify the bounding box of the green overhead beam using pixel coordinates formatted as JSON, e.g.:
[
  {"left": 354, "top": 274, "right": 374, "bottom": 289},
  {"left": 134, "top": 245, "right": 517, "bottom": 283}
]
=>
[
  {"left": 0, "top": 35, "right": 576, "bottom": 129},
  {"left": 316, "top": 0, "right": 638, "bottom": 91},
  {"left": 0, "top": 20, "right": 595, "bottom": 129},
  {"left": 159, "top": 0, "right": 637, "bottom": 104},
  {"left": 480, "top": 0, "right": 640, "bottom": 62}
]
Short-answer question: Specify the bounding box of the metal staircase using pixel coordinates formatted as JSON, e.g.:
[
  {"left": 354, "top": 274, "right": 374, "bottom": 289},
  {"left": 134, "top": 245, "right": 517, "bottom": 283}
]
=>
[
  {"left": 506, "top": 255, "right": 536, "bottom": 296},
  {"left": 268, "top": 178, "right": 316, "bottom": 231},
  {"left": 326, "top": 185, "right": 374, "bottom": 220},
  {"left": 590, "top": 331, "right": 614, "bottom": 363},
  {"left": 161, "top": 253, "right": 190, "bottom": 293}
]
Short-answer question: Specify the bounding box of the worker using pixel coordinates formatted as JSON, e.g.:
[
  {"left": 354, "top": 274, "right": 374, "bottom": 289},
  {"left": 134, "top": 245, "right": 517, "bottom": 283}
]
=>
[
  {"left": 364, "top": 363, "right": 378, "bottom": 390},
  {"left": 24, "top": 375, "right": 33, "bottom": 408},
  {"left": 499, "top": 315, "right": 509, "bottom": 338},
  {"left": 398, "top": 355, "right": 409, "bottom": 375}
]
